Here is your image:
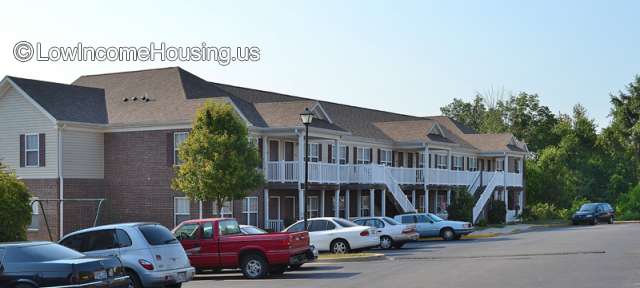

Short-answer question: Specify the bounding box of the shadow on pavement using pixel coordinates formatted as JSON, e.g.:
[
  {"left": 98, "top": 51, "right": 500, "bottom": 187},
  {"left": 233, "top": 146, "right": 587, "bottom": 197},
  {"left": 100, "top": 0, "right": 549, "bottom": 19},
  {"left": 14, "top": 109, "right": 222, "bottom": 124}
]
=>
[{"left": 194, "top": 271, "right": 360, "bottom": 281}]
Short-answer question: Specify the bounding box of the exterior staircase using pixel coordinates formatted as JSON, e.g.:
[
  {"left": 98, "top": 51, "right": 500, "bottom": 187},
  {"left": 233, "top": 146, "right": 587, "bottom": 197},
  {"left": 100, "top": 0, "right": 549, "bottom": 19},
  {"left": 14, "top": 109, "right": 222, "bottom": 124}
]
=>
[
  {"left": 472, "top": 172, "right": 502, "bottom": 224},
  {"left": 383, "top": 168, "right": 417, "bottom": 213}
]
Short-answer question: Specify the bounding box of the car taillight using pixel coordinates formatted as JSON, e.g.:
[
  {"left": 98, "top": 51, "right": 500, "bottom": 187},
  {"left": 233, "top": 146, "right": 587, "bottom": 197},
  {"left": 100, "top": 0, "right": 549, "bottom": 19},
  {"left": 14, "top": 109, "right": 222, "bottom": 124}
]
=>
[
  {"left": 138, "top": 259, "right": 154, "bottom": 271},
  {"left": 360, "top": 230, "right": 369, "bottom": 237}
]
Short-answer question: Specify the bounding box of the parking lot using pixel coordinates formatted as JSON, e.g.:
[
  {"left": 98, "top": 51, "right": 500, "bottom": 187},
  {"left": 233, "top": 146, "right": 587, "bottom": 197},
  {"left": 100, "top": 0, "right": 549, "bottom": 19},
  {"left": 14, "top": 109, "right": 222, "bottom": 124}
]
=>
[{"left": 184, "top": 223, "right": 640, "bottom": 288}]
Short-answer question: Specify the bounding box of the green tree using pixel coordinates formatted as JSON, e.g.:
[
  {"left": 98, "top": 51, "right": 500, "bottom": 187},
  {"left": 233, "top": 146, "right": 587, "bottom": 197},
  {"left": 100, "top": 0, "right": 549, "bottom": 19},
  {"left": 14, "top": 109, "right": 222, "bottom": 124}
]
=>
[
  {"left": 0, "top": 162, "right": 32, "bottom": 242},
  {"left": 171, "top": 101, "right": 264, "bottom": 215},
  {"left": 440, "top": 95, "right": 486, "bottom": 131},
  {"left": 446, "top": 188, "right": 474, "bottom": 222},
  {"left": 609, "top": 75, "right": 640, "bottom": 182}
]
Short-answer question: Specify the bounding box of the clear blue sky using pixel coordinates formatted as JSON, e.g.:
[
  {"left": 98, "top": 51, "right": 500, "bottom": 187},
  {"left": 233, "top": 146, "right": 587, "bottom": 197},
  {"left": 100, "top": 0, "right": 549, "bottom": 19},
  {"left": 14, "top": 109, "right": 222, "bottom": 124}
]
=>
[{"left": 1, "top": 0, "right": 638, "bottom": 128}]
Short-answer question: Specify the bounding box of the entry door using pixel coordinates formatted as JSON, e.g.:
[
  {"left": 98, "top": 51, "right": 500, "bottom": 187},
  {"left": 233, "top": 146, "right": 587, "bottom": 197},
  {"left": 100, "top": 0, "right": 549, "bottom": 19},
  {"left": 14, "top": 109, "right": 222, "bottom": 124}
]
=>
[
  {"left": 285, "top": 142, "right": 294, "bottom": 161},
  {"left": 269, "top": 141, "right": 279, "bottom": 161},
  {"left": 269, "top": 197, "right": 280, "bottom": 220},
  {"left": 282, "top": 196, "right": 296, "bottom": 227}
]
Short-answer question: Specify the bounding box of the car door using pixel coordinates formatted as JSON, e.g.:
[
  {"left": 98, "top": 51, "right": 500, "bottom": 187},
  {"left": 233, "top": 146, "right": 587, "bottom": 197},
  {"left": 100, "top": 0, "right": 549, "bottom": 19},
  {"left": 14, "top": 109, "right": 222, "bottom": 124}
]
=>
[
  {"left": 400, "top": 215, "right": 420, "bottom": 235},
  {"left": 370, "top": 219, "right": 385, "bottom": 235},
  {"left": 307, "top": 220, "right": 328, "bottom": 250},
  {"left": 595, "top": 205, "right": 607, "bottom": 222},
  {"left": 113, "top": 229, "right": 133, "bottom": 258},
  {"left": 84, "top": 229, "right": 120, "bottom": 258},
  {"left": 198, "top": 221, "right": 221, "bottom": 269},
  {"left": 416, "top": 214, "right": 437, "bottom": 237},
  {"left": 174, "top": 223, "right": 203, "bottom": 266}
]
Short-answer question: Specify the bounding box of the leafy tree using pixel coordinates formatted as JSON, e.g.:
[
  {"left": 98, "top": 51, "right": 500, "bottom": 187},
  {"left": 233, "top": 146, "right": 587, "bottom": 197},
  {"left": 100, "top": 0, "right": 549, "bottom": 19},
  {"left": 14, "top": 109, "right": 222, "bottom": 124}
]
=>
[
  {"left": 0, "top": 162, "right": 32, "bottom": 242},
  {"left": 440, "top": 95, "right": 486, "bottom": 131},
  {"left": 447, "top": 188, "right": 474, "bottom": 222},
  {"left": 609, "top": 75, "right": 640, "bottom": 182},
  {"left": 487, "top": 199, "right": 506, "bottom": 224},
  {"left": 616, "top": 184, "right": 640, "bottom": 220},
  {"left": 172, "top": 101, "right": 264, "bottom": 216}
]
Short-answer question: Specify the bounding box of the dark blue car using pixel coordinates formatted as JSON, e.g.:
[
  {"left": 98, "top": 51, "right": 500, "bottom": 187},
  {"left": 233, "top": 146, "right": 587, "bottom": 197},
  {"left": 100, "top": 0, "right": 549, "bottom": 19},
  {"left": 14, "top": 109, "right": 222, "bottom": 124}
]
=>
[{"left": 572, "top": 203, "right": 615, "bottom": 225}]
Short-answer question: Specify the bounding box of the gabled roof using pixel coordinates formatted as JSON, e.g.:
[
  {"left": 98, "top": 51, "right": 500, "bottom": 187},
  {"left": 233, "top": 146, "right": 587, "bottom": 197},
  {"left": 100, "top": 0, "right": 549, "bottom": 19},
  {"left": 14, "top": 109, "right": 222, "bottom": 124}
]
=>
[{"left": 7, "top": 76, "right": 107, "bottom": 124}]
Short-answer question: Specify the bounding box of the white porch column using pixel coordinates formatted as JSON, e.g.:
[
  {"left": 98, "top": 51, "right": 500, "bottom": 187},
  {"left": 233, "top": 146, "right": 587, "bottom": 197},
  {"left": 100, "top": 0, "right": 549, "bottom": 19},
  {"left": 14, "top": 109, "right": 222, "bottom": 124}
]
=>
[
  {"left": 504, "top": 153, "right": 509, "bottom": 222},
  {"left": 345, "top": 189, "right": 350, "bottom": 219},
  {"left": 424, "top": 189, "right": 429, "bottom": 213},
  {"left": 381, "top": 189, "right": 386, "bottom": 217},
  {"left": 370, "top": 189, "right": 375, "bottom": 217},
  {"left": 199, "top": 201, "right": 203, "bottom": 219},
  {"left": 264, "top": 189, "right": 269, "bottom": 228},
  {"left": 334, "top": 190, "right": 339, "bottom": 217},
  {"left": 298, "top": 188, "right": 304, "bottom": 220},
  {"left": 335, "top": 139, "right": 340, "bottom": 183},
  {"left": 412, "top": 190, "right": 416, "bottom": 207},
  {"left": 320, "top": 190, "right": 325, "bottom": 217},
  {"left": 447, "top": 189, "right": 451, "bottom": 205},
  {"left": 424, "top": 145, "right": 429, "bottom": 185},
  {"left": 262, "top": 136, "right": 268, "bottom": 172},
  {"left": 357, "top": 190, "right": 362, "bottom": 217}
]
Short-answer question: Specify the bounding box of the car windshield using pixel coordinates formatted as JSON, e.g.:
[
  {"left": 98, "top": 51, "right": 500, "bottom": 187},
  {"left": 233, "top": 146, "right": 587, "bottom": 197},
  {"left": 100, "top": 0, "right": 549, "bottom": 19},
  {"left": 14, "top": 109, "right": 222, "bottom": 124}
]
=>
[
  {"left": 579, "top": 203, "right": 598, "bottom": 212},
  {"left": 139, "top": 224, "right": 179, "bottom": 245},
  {"left": 242, "top": 226, "right": 267, "bottom": 234},
  {"left": 428, "top": 214, "right": 444, "bottom": 222},
  {"left": 333, "top": 218, "right": 357, "bottom": 227},
  {"left": 7, "top": 243, "right": 84, "bottom": 262},
  {"left": 382, "top": 217, "right": 401, "bottom": 225}
]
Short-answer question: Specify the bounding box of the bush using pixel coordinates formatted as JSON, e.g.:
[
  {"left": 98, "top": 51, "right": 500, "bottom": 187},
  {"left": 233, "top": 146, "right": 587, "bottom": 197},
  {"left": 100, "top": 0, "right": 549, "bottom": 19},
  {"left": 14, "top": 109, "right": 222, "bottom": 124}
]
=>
[
  {"left": 523, "top": 203, "right": 566, "bottom": 222},
  {"left": 487, "top": 199, "right": 506, "bottom": 224},
  {"left": 447, "top": 188, "right": 474, "bottom": 222},
  {"left": 616, "top": 184, "right": 640, "bottom": 220},
  {"left": 0, "top": 164, "right": 32, "bottom": 242}
]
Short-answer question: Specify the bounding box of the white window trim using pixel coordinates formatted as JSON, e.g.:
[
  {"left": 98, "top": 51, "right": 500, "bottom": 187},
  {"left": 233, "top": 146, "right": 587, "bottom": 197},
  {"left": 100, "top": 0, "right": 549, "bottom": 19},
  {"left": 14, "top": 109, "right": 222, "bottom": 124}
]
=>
[
  {"left": 213, "top": 200, "right": 234, "bottom": 217},
  {"left": 243, "top": 197, "right": 259, "bottom": 225},
  {"left": 468, "top": 156, "right": 478, "bottom": 171},
  {"left": 380, "top": 149, "right": 392, "bottom": 166},
  {"left": 28, "top": 197, "right": 39, "bottom": 231},
  {"left": 453, "top": 156, "right": 464, "bottom": 170},
  {"left": 308, "top": 143, "right": 320, "bottom": 162},
  {"left": 435, "top": 154, "right": 448, "bottom": 169},
  {"left": 174, "top": 197, "right": 190, "bottom": 226},
  {"left": 174, "top": 132, "right": 189, "bottom": 166},
  {"left": 25, "top": 133, "right": 39, "bottom": 168},
  {"left": 356, "top": 147, "right": 371, "bottom": 164}
]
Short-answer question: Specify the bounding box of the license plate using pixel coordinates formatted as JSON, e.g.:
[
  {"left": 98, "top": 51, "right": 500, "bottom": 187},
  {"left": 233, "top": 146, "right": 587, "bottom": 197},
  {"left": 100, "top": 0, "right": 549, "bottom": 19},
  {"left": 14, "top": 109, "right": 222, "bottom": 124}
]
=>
[
  {"left": 176, "top": 272, "right": 186, "bottom": 282},
  {"left": 94, "top": 270, "right": 108, "bottom": 280}
]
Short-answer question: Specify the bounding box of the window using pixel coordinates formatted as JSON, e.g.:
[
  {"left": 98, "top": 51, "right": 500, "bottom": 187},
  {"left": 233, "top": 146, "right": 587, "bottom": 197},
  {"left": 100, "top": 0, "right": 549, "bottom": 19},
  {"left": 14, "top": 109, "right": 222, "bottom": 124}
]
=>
[
  {"left": 496, "top": 159, "right": 505, "bottom": 171},
  {"left": 333, "top": 218, "right": 357, "bottom": 227},
  {"left": 418, "top": 152, "right": 425, "bottom": 168},
  {"left": 28, "top": 198, "right": 39, "bottom": 231},
  {"left": 512, "top": 158, "right": 520, "bottom": 173},
  {"left": 60, "top": 233, "right": 89, "bottom": 252},
  {"left": 308, "top": 220, "right": 331, "bottom": 232},
  {"left": 115, "top": 229, "right": 132, "bottom": 247},
  {"left": 306, "top": 196, "right": 319, "bottom": 218},
  {"left": 468, "top": 157, "right": 478, "bottom": 171},
  {"left": 357, "top": 147, "right": 371, "bottom": 164},
  {"left": 139, "top": 224, "right": 178, "bottom": 245},
  {"left": 173, "top": 132, "right": 188, "bottom": 165},
  {"left": 286, "top": 221, "right": 305, "bottom": 232},
  {"left": 174, "top": 197, "right": 190, "bottom": 226},
  {"left": 452, "top": 156, "right": 464, "bottom": 171},
  {"left": 213, "top": 200, "right": 233, "bottom": 218},
  {"left": 219, "top": 219, "right": 241, "bottom": 235},
  {"left": 307, "top": 143, "right": 320, "bottom": 162},
  {"left": 435, "top": 154, "right": 448, "bottom": 169},
  {"left": 382, "top": 217, "right": 400, "bottom": 225},
  {"left": 174, "top": 223, "right": 200, "bottom": 240},
  {"left": 86, "top": 230, "right": 117, "bottom": 251},
  {"left": 25, "top": 134, "right": 39, "bottom": 167},
  {"left": 416, "top": 214, "right": 431, "bottom": 223},
  {"left": 380, "top": 149, "right": 392, "bottom": 166},
  {"left": 436, "top": 191, "right": 448, "bottom": 214},
  {"left": 202, "top": 222, "right": 214, "bottom": 239},
  {"left": 332, "top": 145, "right": 348, "bottom": 164},
  {"left": 360, "top": 195, "right": 370, "bottom": 216},
  {"left": 401, "top": 215, "right": 416, "bottom": 224},
  {"left": 242, "top": 197, "right": 258, "bottom": 225},
  {"left": 8, "top": 243, "right": 83, "bottom": 263}
]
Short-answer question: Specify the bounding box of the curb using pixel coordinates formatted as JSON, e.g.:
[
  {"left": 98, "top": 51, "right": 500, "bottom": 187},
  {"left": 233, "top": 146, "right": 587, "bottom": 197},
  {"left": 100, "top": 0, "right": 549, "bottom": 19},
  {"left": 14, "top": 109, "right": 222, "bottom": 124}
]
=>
[
  {"left": 316, "top": 253, "right": 386, "bottom": 263},
  {"left": 614, "top": 221, "right": 640, "bottom": 224}
]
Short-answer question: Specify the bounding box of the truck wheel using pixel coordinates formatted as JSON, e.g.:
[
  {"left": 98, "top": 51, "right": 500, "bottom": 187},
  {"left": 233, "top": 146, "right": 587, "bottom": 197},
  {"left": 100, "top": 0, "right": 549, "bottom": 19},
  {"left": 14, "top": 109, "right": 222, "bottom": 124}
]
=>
[
  {"left": 330, "top": 239, "right": 350, "bottom": 254},
  {"left": 380, "top": 236, "right": 393, "bottom": 249},
  {"left": 441, "top": 228, "right": 456, "bottom": 241},
  {"left": 241, "top": 254, "right": 268, "bottom": 279}
]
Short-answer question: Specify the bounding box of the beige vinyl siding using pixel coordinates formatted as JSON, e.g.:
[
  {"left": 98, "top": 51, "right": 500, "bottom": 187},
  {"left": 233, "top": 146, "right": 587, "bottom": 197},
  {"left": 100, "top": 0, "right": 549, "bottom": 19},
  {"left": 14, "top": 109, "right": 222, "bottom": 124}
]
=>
[
  {"left": 0, "top": 87, "right": 58, "bottom": 178},
  {"left": 62, "top": 130, "right": 104, "bottom": 179}
]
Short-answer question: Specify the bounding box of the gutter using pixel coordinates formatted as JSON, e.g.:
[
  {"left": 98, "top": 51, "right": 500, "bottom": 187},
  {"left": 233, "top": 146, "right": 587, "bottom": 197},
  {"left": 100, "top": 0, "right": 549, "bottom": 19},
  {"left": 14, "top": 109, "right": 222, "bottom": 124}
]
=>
[{"left": 57, "top": 124, "right": 65, "bottom": 240}]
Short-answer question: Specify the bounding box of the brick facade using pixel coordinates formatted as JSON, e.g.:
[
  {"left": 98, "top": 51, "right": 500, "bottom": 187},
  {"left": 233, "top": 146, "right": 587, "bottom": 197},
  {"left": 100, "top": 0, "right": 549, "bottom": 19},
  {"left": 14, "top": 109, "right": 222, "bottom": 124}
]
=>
[{"left": 24, "top": 179, "right": 60, "bottom": 241}]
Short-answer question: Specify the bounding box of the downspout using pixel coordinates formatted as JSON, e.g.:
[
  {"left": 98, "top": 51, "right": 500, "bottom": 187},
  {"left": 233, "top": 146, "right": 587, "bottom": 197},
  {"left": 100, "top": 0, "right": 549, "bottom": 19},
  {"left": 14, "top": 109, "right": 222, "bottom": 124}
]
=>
[{"left": 57, "top": 124, "right": 65, "bottom": 240}]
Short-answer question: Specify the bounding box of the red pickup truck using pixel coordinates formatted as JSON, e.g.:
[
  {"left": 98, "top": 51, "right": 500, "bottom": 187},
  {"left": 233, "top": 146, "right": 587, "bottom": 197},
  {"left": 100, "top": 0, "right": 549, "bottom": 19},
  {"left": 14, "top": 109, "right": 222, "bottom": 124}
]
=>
[{"left": 172, "top": 218, "right": 313, "bottom": 279}]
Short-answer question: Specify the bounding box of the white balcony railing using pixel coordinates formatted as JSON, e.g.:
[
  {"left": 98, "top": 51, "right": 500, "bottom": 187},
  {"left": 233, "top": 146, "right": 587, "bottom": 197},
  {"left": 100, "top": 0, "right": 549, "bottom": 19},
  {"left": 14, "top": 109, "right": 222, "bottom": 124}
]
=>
[{"left": 265, "top": 161, "right": 522, "bottom": 187}]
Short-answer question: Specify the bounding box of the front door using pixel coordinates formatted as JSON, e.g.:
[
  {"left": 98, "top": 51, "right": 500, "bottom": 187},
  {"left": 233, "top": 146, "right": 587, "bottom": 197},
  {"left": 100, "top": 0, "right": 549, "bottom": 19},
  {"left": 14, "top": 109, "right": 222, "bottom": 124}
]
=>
[
  {"left": 269, "top": 196, "right": 281, "bottom": 230},
  {"left": 285, "top": 142, "right": 294, "bottom": 161},
  {"left": 282, "top": 196, "right": 296, "bottom": 227}
]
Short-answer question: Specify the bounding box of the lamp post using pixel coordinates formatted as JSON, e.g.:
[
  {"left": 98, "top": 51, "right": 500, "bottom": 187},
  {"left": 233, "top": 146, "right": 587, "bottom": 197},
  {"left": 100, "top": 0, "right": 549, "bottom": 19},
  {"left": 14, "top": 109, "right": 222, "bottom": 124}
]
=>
[{"left": 300, "top": 108, "right": 314, "bottom": 230}]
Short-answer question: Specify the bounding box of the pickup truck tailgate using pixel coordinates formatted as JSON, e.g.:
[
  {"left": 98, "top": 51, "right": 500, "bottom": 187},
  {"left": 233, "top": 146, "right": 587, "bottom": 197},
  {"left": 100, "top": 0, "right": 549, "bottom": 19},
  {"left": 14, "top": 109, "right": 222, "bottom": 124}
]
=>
[{"left": 287, "top": 231, "right": 310, "bottom": 252}]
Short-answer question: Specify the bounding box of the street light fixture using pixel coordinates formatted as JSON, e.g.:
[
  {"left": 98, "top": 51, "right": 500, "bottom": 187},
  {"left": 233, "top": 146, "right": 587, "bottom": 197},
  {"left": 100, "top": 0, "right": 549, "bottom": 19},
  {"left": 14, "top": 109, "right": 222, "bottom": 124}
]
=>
[{"left": 300, "top": 108, "right": 314, "bottom": 230}]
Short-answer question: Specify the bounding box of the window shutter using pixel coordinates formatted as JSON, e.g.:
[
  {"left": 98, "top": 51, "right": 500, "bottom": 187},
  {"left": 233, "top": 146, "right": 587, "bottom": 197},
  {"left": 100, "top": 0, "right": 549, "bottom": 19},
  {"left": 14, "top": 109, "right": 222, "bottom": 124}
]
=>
[
  {"left": 19, "top": 134, "right": 25, "bottom": 167},
  {"left": 451, "top": 156, "right": 454, "bottom": 170},
  {"left": 167, "top": 132, "right": 174, "bottom": 167},
  {"left": 353, "top": 147, "right": 357, "bottom": 164},
  {"left": 392, "top": 151, "right": 396, "bottom": 167},
  {"left": 428, "top": 154, "right": 432, "bottom": 168},
  {"left": 258, "top": 138, "right": 263, "bottom": 163},
  {"left": 407, "top": 152, "right": 413, "bottom": 168},
  {"left": 318, "top": 144, "right": 323, "bottom": 162},
  {"left": 369, "top": 148, "right": 373, "bottom": 164},
  {"left": 328, "top": 144, "right": 333, "bottom": 163},
  {"left": 377, "top": 149, "right": 381, "bottom": 164},
  {"left": 467, "top": 157, "right": 470, "bottom": 170},
  {"left": 39, "top": 133, "right": 46, "bottom": 167}
]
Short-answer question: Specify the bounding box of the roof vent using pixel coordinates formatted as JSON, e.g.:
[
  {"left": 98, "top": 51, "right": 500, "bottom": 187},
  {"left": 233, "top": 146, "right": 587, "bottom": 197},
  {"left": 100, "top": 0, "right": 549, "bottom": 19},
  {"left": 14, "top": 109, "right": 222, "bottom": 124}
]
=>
[
  {"left": 132, "top": 96, "right": 138, "bottom": 101},
  {"left": 122, "top": 98, "right": 129, "bottom": 102}
]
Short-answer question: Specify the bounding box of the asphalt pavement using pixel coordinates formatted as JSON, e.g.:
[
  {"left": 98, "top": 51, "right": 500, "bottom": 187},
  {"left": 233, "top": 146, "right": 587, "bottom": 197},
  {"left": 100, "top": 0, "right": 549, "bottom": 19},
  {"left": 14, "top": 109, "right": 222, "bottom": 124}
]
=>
[{"left": 184, "top": 223, "right": 640, "bottom": 288}]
